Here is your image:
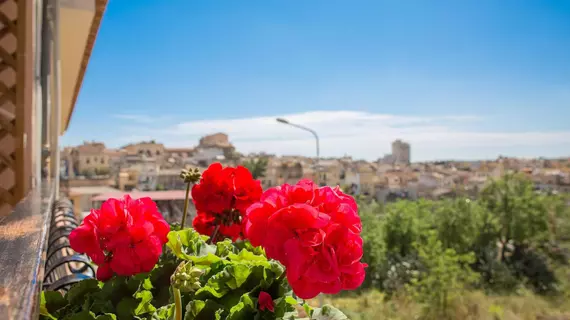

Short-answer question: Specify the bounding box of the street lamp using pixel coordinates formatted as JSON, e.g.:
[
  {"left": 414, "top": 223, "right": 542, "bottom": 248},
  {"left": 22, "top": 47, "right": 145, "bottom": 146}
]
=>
[
  {"left": 276, "top": 126, "right": 327, "bottom": 306},
  {"left": 275, "top": 118, "right": 325, "bottom": 306},
  {"left": 276, "top": 117, "right": 321, "bottom": 183}
]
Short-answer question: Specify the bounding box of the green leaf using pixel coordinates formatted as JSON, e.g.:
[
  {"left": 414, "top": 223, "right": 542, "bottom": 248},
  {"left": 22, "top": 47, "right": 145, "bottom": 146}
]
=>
[
  {"left": 285, "top": 296, "right": 298, "bottom": 306},
  {"left": 152, "top": 304, "right": 175, "bottom": 320},
  {"left": 215, "top": 239, "right": 235, "bottom": 257},
  {"left": 310, "top": 305, "right": 349, "bottom": 320},
  {"left": 66, "top": 279, "right": 101, "bottom": 306},
  {"left": 143, "top": 278, "right": 154, "bottom": 291},
  {"left": 166, "top": 229, "right": 215, "bottom": 261},
  {"left": 190, "top": 253, "right": 222, "bottom": 266},
  {"left": 95, "top": 314, "right": 117, "bottom": 320},
  {"left": 116, "top": 297, "right": 138, "bottom": 320},
  {"left": 149, "top": 261, "right": 178, "bottom": 307},
  {"left": 90, "top": 299, "right": 114, "bottom": 314},
  {"left": 134, "top": 290, "right": 157, "bottom": 315},
  {"left": 68, "top": 310, "right": 96, "bottom": 320},
  {"left": 303, "top": 303, "right": 313, "bottom": 318},
  {"left": 228, "top": 249, "right": 268, "bottom": 264},
  {"left": 39, "top": 292, "right": 57, "bottom": 320},
  {"left": 226, "top": 264, "right": 253, "bottom": 290},
  {"left": 233, "top": 240, "right": 266, "bottom": 256},
  {"left": 184, "top": 299, "right": 225, "bottom": 320},
  {"left": 272, "top": 295, "right": 298, "bottom": 319},
  {"left": 281, "top": 311, "right": 301, "bottom": 320},
  {"left": 41, "top": 291, "right": 68, "bottom": 315},
  {"left": 227, "top": 293, "right": 256, "bottom": 320},
  {"left": 186, "top": 300, "right": 205, "bottom": 319},
  {"left": 195, "top": 283, "right": 228, "bottom": 299}
]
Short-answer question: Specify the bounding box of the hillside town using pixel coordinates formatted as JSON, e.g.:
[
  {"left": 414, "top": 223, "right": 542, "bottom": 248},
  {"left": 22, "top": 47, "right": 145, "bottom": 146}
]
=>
[{"left": 58, "top": 133, "right": 570, "bottom": 217}]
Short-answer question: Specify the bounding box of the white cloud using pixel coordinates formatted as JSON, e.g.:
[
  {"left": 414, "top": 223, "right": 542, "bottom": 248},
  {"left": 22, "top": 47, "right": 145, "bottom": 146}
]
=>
[
  {"left": 113, "top": 114, "right": 173, "bottom": 124},
  {"left": 110, "top": 110, "right": 570, "bottom": 161}
]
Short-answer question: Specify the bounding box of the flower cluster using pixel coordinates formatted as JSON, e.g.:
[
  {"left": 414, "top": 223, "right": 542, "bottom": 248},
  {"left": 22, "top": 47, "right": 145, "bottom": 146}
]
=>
[
  {"left": 192, "top": 163, "right": 262, "bottom": 241},
  {"left": 244, "top": 179, "right": 367, "bottom": 299},
  {"left": 69, "top": 195, "right": 170, "bottom": 280}
]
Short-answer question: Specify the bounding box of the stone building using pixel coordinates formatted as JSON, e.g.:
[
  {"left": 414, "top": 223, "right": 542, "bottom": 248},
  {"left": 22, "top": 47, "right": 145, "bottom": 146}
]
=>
[
  {"left": 122, "top": 140, "right": 166, "bottom": 163},
  {"left": 392, "top": 139, "right": 411, "bottom": 165},
  {"left": 197, "top": 133, "right": 236, "bottom": 161},
  {"left": 70, "top": 141, "right": 109, "bottom": 177}
]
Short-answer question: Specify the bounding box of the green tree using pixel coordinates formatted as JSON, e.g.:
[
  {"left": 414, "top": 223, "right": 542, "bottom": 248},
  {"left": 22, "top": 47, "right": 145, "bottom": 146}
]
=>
[
  {"left": 359, "top": 201, "right": 387, "bottom": 290},
  {"left": 383, "top": 200, "right": 432, "bottom": 257},
  {"left": 409, "top": 232, "right": 479, "bottom": 318},
  {"left": 242, "top": 157, "right": 269, "bottom": 179},
  {"left": 479, "top": 173, "right": 550, "bottom": 261},
  {"left": 433, "top": 198, "right": 491, "bottom": 254}
]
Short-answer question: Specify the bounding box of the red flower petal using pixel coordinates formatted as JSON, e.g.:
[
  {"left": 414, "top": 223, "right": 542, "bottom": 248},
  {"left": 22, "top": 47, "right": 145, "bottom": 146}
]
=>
[{"left": 258, "top": 291, "right": 274, "bottom": 312}]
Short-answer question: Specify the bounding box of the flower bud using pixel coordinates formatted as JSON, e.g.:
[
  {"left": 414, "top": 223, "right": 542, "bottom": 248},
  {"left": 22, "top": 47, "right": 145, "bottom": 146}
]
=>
[
  {"left": 180, "top": 168, "right": 201, "bottom": 184},
  {"left": 171, "top": 261, "right": 205, "bottom": 293}
]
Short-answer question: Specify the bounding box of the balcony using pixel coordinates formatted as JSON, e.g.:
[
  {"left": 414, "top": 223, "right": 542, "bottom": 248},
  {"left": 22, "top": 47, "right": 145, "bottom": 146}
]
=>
[{"left": 0, "top": 0, "right": 108, "bottom": 318}]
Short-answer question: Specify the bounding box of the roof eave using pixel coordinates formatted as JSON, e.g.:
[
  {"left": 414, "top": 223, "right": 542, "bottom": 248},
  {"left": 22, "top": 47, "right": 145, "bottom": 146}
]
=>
[{"left": 62, "top": 0, "right": 108, "bottom": 133}]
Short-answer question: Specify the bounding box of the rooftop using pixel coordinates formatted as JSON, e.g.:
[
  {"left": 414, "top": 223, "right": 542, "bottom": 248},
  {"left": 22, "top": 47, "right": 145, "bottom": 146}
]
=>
[
  {"left": 69, "top": 186, "right": 121, "bottom": 196},
  {"left": 92, "top": 190, "right": 190, "bottom": 201}
]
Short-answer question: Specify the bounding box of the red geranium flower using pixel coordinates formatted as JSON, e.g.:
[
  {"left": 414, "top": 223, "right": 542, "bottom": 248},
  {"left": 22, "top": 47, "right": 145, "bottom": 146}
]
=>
[
  {"left": 69, "top": 195, "right": 170, "bottom": 281},
  {"left": 258, "top": 291, "right": 274, "bottom": 312},
  {"left": 244, "top": 179, "right": 367, "bottom": 299},
  {"left": 191, "top": 163, "right": 262, "bottom": 241}
]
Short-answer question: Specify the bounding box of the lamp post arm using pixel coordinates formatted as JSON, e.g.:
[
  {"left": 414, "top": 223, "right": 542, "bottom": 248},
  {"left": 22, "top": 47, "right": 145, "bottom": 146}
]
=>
[{"left": 287, "top": 123, "right": 320, "bottom": 161}]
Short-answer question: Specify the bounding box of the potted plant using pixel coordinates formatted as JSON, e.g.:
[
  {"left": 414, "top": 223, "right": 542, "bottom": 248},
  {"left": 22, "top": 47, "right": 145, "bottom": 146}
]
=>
[{"left": 40, "top": 163, "right": 366, "bottom": 320}]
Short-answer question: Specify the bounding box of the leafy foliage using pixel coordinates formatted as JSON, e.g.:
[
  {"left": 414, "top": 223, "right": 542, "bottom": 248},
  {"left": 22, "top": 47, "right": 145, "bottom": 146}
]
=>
[
  {"left": 408, "top": 232, "right": 479, "bottom": 317},
  {"left": 480, "top": 173, "right": 550, "bottom": 251},
  {"left": 42, "top": 228, "right": 348, "bottom": 320},
  {"left": 242, "top": 157, "right": 269, "bottom": 179},
  {"left": 358, "top": 173, "right": 567, "bottom": 302}
]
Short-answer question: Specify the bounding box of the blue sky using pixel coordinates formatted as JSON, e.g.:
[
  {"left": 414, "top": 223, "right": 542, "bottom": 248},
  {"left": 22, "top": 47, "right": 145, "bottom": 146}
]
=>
[{"left": 62, "top": 0, "right": 570, "bottom": 161}]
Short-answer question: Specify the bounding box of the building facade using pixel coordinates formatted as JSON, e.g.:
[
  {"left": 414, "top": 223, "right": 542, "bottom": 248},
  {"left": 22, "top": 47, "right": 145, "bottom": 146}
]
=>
[{"left": 392, "top": 139, "right": 411, "bottom": 165}]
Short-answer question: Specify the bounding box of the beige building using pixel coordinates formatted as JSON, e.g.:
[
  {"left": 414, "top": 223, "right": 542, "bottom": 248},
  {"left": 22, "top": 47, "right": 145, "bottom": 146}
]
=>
[
  {"left": 156, "top": 168, "right": 186, "bottom": 190},
  {"left": 317, "top": 159, "right": 342, "bottom": 186},
  {"left": 70, "top": 141, "right": 109, "bottom": 176},
  {"left": 164, "top": 147, "right": 194, "bottom": 167},
  {"left": 263, "top": 158, "right": 307, "bottom": 187},
  {"left": 117, "top": 169, "right": 139, "bottom": 191},
  {"left": 355, "top": 161, "right": 380, "bottom": 195},
  {"left": 199, "top": 133, "right": 232, "bottom": 148},
  {"left": 198, "top": 133, "right": 236, "bottom": 159},
  {"left": 123, "top": 140, "right": 166, "bottom": 160},
  {"left": 69, "top": 186, "right": 121, "bottom": 216}
]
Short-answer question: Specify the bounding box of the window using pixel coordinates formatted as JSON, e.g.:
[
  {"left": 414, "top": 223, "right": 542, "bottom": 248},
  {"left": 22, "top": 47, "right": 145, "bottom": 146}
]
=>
[
  {"left": 86, "top": 158, "right": 90, "bottom": 164},
  {"left": 101, "top": 158, "right": 105, "bottom": 164}
]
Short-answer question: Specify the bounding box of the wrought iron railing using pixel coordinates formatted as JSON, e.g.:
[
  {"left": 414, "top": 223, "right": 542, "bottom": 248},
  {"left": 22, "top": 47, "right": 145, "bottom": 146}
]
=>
[{"left": 43, "top": 198, "right": 94, "bottom": 293}]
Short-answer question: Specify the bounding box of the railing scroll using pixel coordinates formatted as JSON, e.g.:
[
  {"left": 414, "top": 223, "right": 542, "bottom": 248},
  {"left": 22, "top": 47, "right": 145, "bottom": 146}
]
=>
[{"left": 42, "top": 198, "right": 94, "bottom": 293}]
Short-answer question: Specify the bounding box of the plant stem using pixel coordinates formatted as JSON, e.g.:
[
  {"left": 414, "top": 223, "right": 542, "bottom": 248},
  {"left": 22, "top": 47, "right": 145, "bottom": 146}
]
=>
[
  {"left": 173, "top": 286, "right": 182, "bottom": 320},
  {"left": 181, "top": 182, "right": 191, "bottom": 228},
  {"left": 207, "top": 225, "right": 220, "bottom": 244}
]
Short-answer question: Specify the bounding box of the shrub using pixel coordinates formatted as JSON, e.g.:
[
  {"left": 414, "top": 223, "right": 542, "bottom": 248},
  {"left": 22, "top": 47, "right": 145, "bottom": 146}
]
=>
[{"left": 408, "top": 232, "right": 479, "bottom": 318}]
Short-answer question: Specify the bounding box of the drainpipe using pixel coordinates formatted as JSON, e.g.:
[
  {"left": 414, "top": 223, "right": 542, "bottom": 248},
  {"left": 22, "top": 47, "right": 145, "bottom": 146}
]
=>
[
  {"left": 33, "top": 0, "right": 44, "bottom": 189},
  {"left": 40, "top": 0, "right": 51, "bottom": 181},
  {"left": 48, "top": 0, "right": 61, "bottom": 199}
]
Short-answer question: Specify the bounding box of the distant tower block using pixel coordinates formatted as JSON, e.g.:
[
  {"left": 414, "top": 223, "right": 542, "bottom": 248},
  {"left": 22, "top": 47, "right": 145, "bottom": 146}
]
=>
[{"left": 392, "top": 140, "right": 411, "bottom": 164}]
